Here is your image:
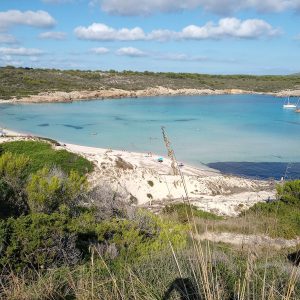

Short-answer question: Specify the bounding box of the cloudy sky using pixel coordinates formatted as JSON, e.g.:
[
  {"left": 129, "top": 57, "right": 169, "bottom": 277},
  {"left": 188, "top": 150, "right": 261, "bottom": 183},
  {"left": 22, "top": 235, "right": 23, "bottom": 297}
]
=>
[{"left": 0, "top": 0, "right": 300, "bottom": 74}]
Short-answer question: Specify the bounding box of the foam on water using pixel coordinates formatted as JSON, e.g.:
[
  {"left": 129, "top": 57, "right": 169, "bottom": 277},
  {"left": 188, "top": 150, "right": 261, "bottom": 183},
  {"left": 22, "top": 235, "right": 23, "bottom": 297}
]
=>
[{"left": 1, "top": 94, "right": 300, "bottom": 178}]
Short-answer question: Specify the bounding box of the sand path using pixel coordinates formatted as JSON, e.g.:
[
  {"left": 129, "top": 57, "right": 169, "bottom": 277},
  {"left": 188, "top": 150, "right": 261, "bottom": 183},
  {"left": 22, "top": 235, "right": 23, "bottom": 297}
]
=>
[{"left": 196, "top": 232, "right": 300, "bottom": 249}]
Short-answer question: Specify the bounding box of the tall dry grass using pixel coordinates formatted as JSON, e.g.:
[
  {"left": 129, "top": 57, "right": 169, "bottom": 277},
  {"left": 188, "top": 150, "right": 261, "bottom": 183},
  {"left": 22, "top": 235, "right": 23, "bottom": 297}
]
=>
[{"left": 1, "top": 241, "right": 299, "bottom": 299}]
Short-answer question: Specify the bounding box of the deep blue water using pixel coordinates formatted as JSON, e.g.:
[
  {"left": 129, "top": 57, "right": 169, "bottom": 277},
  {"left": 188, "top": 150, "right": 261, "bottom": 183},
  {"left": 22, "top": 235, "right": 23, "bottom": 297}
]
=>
[
  {"left": 208, "top": 162, "right": 300, "bottom": 180},
  {"left": 0, "top": 94, "right": 299, "bottom": 179}
]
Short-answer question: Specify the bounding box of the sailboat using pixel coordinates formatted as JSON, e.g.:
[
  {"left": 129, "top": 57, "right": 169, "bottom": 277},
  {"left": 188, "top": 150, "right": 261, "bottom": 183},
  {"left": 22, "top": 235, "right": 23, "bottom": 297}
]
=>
[{"left": 283, "top": 96, "right": 297, "bottom": 109}]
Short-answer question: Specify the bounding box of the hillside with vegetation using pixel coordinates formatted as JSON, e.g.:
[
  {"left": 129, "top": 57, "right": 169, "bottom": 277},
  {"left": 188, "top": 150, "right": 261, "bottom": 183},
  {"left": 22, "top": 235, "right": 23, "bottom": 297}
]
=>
[
  {"left": 1, "top": 66, "right": 300, "bottom": 100},
  {"left": 1, "top": 140, "right": 300, "bottom": 299}
]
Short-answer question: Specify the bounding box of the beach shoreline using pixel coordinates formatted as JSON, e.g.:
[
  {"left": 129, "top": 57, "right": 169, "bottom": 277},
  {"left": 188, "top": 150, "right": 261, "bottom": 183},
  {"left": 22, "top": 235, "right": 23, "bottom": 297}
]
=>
[
  {"left": 0, "top": 128, "right": 276, "bottom": 216},
  {"left": 1, "top": 86, "right": 300, "bottom": 104}
]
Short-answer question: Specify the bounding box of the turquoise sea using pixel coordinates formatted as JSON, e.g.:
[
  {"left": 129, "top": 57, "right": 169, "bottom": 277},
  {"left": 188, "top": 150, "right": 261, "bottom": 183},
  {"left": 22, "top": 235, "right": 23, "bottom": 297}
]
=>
[{"left": 1, "top": 94, "right": 300, "bottom": 179}]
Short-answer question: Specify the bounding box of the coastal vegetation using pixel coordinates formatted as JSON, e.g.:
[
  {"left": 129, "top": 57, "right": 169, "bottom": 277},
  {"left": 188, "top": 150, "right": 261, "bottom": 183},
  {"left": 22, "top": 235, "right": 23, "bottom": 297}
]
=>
[
  {"left": 0, "top": 141, "right": 93, "bottom": 176},
  {"left": 193, "top": 185, "right": 300, "bottom": 240},
  {"left": 1, "top": 66, "right": 300, "bottom": 100},
  {"left": 1, "top": 140, "right": 300, "bottom": 299}
]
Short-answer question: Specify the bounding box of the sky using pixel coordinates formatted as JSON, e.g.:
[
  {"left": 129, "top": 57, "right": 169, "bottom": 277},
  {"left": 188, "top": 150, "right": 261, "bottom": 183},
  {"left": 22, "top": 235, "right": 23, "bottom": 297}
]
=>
[{"left": 0, "top": 0, "right": 300, "bottom": 74}]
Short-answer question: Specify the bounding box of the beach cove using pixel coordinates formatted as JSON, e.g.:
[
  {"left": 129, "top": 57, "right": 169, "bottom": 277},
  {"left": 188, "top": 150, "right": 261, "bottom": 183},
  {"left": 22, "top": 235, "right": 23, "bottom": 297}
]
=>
[
  {"left": 0, "top": 94, "right": 300, "bottom": 178},
  {"left": 2, "top": 93, "right": 298, "bottom": 215}
]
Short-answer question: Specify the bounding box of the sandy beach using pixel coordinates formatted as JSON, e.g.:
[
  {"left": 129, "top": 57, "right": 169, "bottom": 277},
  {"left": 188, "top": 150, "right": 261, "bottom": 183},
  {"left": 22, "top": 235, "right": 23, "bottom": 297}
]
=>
[
  {"left": 1, "top": 87, "right": 300, "bottom": 104},
  {"left": 0, "top": 128, "right": 276, "bottom": 216}
]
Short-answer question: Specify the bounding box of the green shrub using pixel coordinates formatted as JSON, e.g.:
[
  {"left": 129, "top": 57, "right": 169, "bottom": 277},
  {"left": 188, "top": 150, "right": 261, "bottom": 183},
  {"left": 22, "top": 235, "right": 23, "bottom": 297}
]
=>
[
  {"left": 163, "top": 203, "right": 222, "bottom": 223},
  {"left": 96, "top": 211, "right": 187, "bottom": 262},
  {"left": 147, "top": 180, "right": 154, "bottom": 187},
  {"left": 244, "top": 180, "right": 300, "bottom": 238},
  {"left": 0, "top": 179, "right": 25, "bottom": 218},
  {"left": 26, "top": 167, "right": 87, "bottom": 214},
  {"left": 0, "top": 212, "right": 81, "bottom": 272},
  {"left": 0, "top": 141, "right": 93, "bottom": 176},
  {"left": 0, "top": 152, "right": 30, "bottom": 189},
  {"left": 277, "top": 180, "right": 300, "bottom": 205},
  {"left": 0, "top": 209, "right": 187, "bottom": 273},
  {"left": 0, "top": 152, "right": 31, "bottom": 218},
  {"left": 0, "top": 143, "right": 92, "bottom": 218}
]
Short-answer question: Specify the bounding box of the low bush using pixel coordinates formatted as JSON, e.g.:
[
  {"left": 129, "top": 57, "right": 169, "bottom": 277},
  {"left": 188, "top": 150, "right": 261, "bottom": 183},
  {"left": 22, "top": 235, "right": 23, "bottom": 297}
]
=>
[
  {"left": 163, "top": 203, "right": 222, "bottom": 224},
  {"left": 0, "top": 212, "right": 81, "bottom": 272},
  {"left": 277, "top": 179, "right": 300, "bottom": 205},
  {"left": 0, "top": 152, "right": 31, "bottom": 218},
  {"left": 0, "top": 208, "right": 187, "bottom": 273},
  {"left": 96, "top": 211, "right": 187, "bottom": 263},
  {"left": 26, "top": 167, "right": 87, "bottom": 214},
  {"left": 244, "top": 180, "right": 300, "bottom": 238},
  {"left": 0, "top": 141, "right": 93, "bottom": 176},
  {"left": 0, "top": 141, "right": 93, "bottom": 218}
]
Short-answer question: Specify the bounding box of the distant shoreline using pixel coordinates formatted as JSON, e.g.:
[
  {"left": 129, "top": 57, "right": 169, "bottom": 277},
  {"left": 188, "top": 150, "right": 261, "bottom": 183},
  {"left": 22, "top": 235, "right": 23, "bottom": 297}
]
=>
[{"left": 1, "top": 86, "right": 300, "bottom": 104}]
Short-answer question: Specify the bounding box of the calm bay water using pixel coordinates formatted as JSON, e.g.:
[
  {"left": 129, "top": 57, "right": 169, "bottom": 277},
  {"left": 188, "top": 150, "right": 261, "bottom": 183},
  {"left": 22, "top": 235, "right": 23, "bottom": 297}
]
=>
[{"left": 1, "top": 94, "right": 300, "bottom": 179}]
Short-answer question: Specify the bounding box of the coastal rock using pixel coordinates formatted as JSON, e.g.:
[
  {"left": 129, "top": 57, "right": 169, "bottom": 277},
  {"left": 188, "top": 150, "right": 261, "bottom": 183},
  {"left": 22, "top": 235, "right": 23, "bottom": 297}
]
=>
[
  {"left": 1, "top": 86, "right": 290, "bottom": 104},
  {"left": 276, "top": 89, "right": 300, "bottom": 97}
]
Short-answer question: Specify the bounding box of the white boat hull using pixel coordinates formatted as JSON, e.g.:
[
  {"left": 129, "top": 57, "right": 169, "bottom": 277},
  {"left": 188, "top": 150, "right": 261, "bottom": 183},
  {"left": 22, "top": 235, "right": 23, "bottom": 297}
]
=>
[{"left": 283, "top": 104, "right": 297, "bottom": 109}]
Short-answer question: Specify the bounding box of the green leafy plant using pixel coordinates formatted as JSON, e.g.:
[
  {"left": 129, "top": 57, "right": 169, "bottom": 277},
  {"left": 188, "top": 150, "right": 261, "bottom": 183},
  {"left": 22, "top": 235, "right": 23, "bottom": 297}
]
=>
[
  {"left": 0, "top": 212, "right": 81, "bottom": 272},
  {"left": 96, "top": 210, "right": 187, "bottom": 262},
  {"left": 0, "top": 152, "right": 30, "bottom": 190},
  {"left": 0, "top": 141, "right": 93, "bottom": 176},
  {"left": 26, "top": 167, "right": 87, "bottom": 214},
  {"left": 163, "top": 203, "right": 222, "bottom": 223},
  {"left": 0, "top": 152, "right": 31, "bottom": 218},
  {"left": 277, "top": 180, "right": 300, "bottom": 205}
]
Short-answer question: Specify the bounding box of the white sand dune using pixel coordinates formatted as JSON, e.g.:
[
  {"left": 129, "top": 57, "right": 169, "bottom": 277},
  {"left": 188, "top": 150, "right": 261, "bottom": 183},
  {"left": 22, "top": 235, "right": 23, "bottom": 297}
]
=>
[
  {"left": 64, "top": 143, "right": 275, "bottom": 216},
  {"left": 0, "top": 129, "right": 275, "bottom": 216}
]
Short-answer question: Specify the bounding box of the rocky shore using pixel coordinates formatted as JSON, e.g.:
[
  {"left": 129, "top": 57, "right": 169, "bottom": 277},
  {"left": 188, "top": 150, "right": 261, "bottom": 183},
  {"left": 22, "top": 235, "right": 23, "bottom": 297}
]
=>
[{"left": 1, "top": 86, "right": 300, "bottom": 104}]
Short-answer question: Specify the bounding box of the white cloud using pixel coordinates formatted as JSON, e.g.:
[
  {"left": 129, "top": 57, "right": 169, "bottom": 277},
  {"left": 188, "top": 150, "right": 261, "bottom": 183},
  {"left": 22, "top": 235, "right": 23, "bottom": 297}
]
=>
[
  {"left": 0, "top": 34, "right": 18, "bottom": 44},
  {"left": 96, "top": 0, "right": 300, "bottom": 16},
  {"left": 116, "top": 47, "right": 147, "bottom": 57},
  {"left": 90, "top": 47, "right": 110, "bottom": 54},
  {"left": 39, "top": 31, "right": 67, "bottom": 40},
  {"left": 0, "top": 10, "right": 56, "bottom": 30},
  {"left": 180, "top": 18, "right": 280, "bottom": 39},
  {"left": 0, "top": 47, "right": 44, "bottom": 56},
  {"left": 75, "top": 18, "right": 279, "bottom": 42},
  {"left": 74, "top": 23, "right": 146, "bottom": 41}
]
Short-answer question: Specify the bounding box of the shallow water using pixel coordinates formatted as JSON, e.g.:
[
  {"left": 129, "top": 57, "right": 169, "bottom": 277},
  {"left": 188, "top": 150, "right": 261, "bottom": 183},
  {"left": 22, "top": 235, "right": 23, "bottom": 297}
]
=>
[{"left": 0, "top": 95, "right": 300, "bottom": 178}]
